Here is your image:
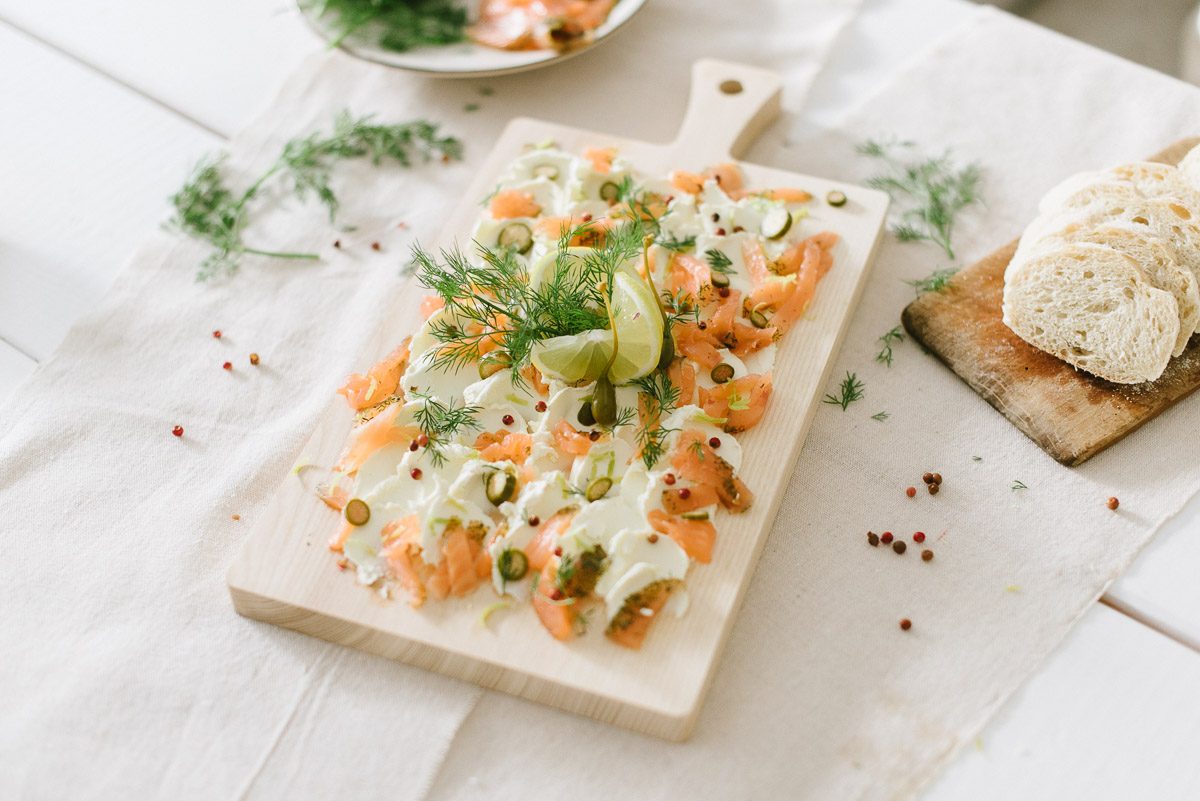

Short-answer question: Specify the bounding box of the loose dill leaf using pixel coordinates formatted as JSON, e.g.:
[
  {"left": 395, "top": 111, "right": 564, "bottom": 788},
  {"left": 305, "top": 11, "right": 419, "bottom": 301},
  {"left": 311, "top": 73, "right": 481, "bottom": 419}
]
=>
[
  {"left": 303, "top": 0, "right": 467, "bottom": 52},
  {"left": 704, "top": 248, "right": 735, "bottom": 275},
  {"left": 688, "top": 439, "right": 706, "bottom": 460},
  {"left": 656, "top": 232, "right": 696, "bottom": 253},
  {"left": 632, "top": 370, "right": 681, "bottom": 469},
  {"left": 859, "top": 137, "right": 981, "bottom": 260},
  {"left": 906, "top": 267, "right": 958, "bottom": 295},
  {"left": 411, "top": 392, "right": 481, "bottom": 467},
  {"left": 168, "top": 111, "right": 461, "bottom": 280},
  {"left": 822, "top": 372, "right": 865, "bottom": 411},
  {"left": 1011, "top": 480, "right": 1028, "bottom": 492},
  {"left": 972, "top": 455, "right": 983, "bottom": 462},
  {"left": 871, "top": 410, "right": 889, "bottom": 422},
  {"left": 875, "top": 325, "right": 906, "bottom": 367}
]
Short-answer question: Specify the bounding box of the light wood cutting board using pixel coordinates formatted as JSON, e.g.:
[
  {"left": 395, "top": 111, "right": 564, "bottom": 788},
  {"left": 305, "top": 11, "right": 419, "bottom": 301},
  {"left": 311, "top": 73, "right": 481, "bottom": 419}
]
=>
[
  {"left": 903, "top": 138, "right": 1200, "bottom": 467},
  {"left": 227, "top": 59, "right": 890, "bottom": 740}
]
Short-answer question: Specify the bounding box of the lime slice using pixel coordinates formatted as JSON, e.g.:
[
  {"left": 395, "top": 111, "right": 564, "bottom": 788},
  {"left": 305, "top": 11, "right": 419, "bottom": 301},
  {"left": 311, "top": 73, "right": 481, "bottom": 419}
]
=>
[
  {"left": 607, "top": 270, "right": 664, "bottom": 384},
  {"left": 528, "top": 246, "right": 596, "bottom": 291},
  {"left": 531, "top": 328, "right": 614, "bottom": 383}
]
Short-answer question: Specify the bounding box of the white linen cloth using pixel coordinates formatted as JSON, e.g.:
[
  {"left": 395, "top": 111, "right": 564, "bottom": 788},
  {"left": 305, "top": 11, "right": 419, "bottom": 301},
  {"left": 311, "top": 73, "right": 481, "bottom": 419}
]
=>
[
  {"left": 0, "top": 2, "right": 861, "bottom": 799},
  {"left": 424, "top": 8, "right": 1200, "bottom": 801}
]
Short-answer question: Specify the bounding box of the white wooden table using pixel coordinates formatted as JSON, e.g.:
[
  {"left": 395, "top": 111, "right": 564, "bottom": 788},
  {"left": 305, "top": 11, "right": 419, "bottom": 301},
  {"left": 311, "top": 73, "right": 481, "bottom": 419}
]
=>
[{"left": 2, "top": 0, "right": 1197, "bottom": 795}]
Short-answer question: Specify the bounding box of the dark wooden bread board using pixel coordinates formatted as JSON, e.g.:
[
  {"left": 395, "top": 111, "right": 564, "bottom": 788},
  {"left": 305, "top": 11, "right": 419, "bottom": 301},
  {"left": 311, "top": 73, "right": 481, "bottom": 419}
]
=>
[{"left": 902, "top": 137, "right": 1200, "bottom": 467}]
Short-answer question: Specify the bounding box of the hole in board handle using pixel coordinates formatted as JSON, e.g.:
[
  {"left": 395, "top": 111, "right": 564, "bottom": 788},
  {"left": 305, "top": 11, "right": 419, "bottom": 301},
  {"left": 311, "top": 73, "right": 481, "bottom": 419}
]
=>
[{"left": 719, "top": 79, "right": 743, "bottom": 95}]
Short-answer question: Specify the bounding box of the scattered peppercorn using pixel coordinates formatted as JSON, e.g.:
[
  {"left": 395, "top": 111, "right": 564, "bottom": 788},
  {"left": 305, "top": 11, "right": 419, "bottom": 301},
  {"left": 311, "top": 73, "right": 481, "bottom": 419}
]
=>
[
  {"left": 231, "top": 514, "right": 241, "bottom": 521},
  {"left": 581, "top": 213, "right": 593, "bottom": 222},
  {"left": 648, "top": 533, "right": 659, "bottom": 543},
  {"left": 892, "top": 540, "right": 907, "bottom": 554},
  {"left": 921, "top": 549, "right": 934, "bottom": 562},
  {"left": 717, "top": 287, "right": 731, "bottom": 298},
  {"left": 881, "top": 531, "right": 894, "bottom": 544},
  {"left": 409, "top": 441, "right": 419, "bottom": 452},
  {"left": 212, "top": 329, "right": 222, "bottom": 339},
  {"left": 550, "top": 589, "right": 565, "bottom": 601},
  {"left": 899, "top": 618, "right": 912, "bottom": 631},
  {"left": 1107, "top": 496, "right": 1120, "bottom": 511},
  {"left": 535, "top": 401, "right": 547, "bottom": 412},
  {"left": 733, "top": 225, "right": 745, "bottom": 233},
  {"left": 553, "top": 546, "right": 563, "bottom": 557},
  {"left": 249, "top": 353, "right": 260, "bottom": 366},
  {"left": 588, "top": 430, "right": 601, "bottom": 442},
  {"left": 502, "top": 414, "right": 514, "bottom": 426},
  {"left": 716, "top": 227, "right": 727, "bottom": 236},
  {"left": 922, "top": 472, "right": 934, "bottom": 484},
  {"left": 913, "top": 531, "right": 926, "bottom": 543},
  {"left": 337, "top": 558, "right": 349, "bottom": 571},
  {"left": 172, "top": 425, "right": 184, "bottom": 437},
  {"left": 928, "top": 483, "right": 940, "bottom": 495},
  {"left": 663, "top": 473, "right": 676, "bottom": 486},
  {"left": 528, "top": 515, "right": 540, "bottom": 527},
  {"left": 222, "top": 361, "right": 232, "bottom": 371},
  {"left": 867, "top": 531, "right": 879, "bottom": 547},
  {"left": 711, "top": 213, "right": 720, "bottom": 223},
  {"left": 906, "top": 486, "right": 916, "bottom": 498},
  {"left": 333, "top": 239, "right": 341, "bottom": 248},
  {"left": 417, "top": 433, "right": 430, "bottom": 447},
  {"left": 932, "top": 472, "right": 943, "bottom": 484},
  {"left": 708, "top": 436, "right": 721, "bottom": 449},
  {"left": 698, "top": 321, "right": 708, "bottom": 330},
  {"left": 410, "top": 468, "right": 423, "bottom": 479},
  {"left": 678, "top": 488, "right": 691, "bottom": 500}
]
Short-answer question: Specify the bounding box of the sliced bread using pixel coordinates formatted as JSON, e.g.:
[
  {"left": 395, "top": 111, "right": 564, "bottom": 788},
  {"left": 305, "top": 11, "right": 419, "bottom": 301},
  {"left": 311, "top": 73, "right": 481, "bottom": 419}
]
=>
[
  {"left": 1018, "top": 220, "right": 1199, "bottom": 356},
  {"left": 1178, "top": 143, "right": 1200, "bottom": 192},
  {"left": 1002, "top": 242, "right": 1179, "bottom": 384}
]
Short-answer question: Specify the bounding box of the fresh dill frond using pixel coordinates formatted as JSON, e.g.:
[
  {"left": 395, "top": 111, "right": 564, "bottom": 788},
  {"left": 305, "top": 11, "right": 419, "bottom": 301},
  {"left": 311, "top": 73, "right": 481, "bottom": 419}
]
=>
[
  {"left": 704, "top": 248, "right": 735, "bottom": 275},
  {"left": 660, "top": 288, "right": 700, "bottom": 327},
  {"left": 412, "top": 392, "right": 481, "bottom": 467},
  {"left": 304, "top": 0, "right": 467, "bottom": 52},
  {"left": 1011, "top": 480, "right": 1028, "bottom": 492},
  {"left": 611, "top": 406, "right": 637, "bottom": 430},
  {"left": 412, "top": 217, "right": 646, "bottom": 384},
  {"left": 906, "top": 267, "right": 958, "bottom": 295},
  {"left": 632, "top": 370, "right": 681, "bottom": 469},
  {"left": 656, "top": 233, "right": 696, "bottom": 253},
  {"left": 875, "top": 325, "right": 905, "bottom": 367},
  {"left": 688, "top": 439, "right": 706, "bottom": 460},
  {"left": 859, "top": 137, "right": 981, "bottom": 260},
  {"left": 169, "top": 111, "right": 461, "bottom": 280},
  {"left": 871, "top": 410, "right": 889, "bottom": 422},
  {"left": 822, "top": 372, "right": 865, "bottom": 411}
]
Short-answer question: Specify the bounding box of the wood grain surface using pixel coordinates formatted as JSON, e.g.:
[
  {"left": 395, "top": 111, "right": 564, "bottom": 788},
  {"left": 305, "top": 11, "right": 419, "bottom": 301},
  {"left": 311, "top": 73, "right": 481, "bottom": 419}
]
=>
[
  {"left": 902, "top": 137, "right": 1200, "bottom": 467},
  {"left": 227, "top": 60, "right": 890, "bottom": 740}
]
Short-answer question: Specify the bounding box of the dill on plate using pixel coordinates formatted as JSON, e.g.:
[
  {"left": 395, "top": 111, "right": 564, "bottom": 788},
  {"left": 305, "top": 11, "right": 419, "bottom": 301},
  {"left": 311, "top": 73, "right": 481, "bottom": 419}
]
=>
[{"left": 303, "top": 0, "right": 468, "bottom": 52}]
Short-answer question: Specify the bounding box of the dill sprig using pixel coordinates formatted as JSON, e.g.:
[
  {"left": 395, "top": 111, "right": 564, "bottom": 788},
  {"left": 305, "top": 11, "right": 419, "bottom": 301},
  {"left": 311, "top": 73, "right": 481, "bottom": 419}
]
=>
[
  {"left": 303, "top": 0, "right": 467, "bottom": 52},
  {"left": 169, "top": 111, "right": 461, "bottom": 280},
  {"left": 906, "top": 267, "right": 958, "bottom": 295},
  {"left": 412, "top": 392, "right": 481, "bottom": 467},
  {"left": 875, "top": 325, "right": 905, "bottom": 367},
  {"left": 1011, "top": 480, "right": 1028, "bottom": 492},
  {"left": 822, "top": 372, "right": 865, "bottom": 411},
  {"left": 412, "top": 218, "right": 646, "bottom": 384},
  {"left": 858, "top": 137, "right": 981, "bottom": 260},
  {"left": 632, "top": 370, "right": 681, "bottom": 469},
  {"left": 871, "top": 410, "right": 889, "bottom": 422},
  {"left": 704, "top": 248, "right": 735, "bottom": 275}
]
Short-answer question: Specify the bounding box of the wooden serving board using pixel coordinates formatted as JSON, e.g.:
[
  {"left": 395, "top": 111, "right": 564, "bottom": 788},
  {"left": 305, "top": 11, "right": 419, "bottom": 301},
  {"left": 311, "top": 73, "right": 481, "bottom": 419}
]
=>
[
  {"left": 902, "top": 138, "right": 1200, "bottom": 467},
  {"left": 227, "top": 60, "right": 890, "bottom": 740}
]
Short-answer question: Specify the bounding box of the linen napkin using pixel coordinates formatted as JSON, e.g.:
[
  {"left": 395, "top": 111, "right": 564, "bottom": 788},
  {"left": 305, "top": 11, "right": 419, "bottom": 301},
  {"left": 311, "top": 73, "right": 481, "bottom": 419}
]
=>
[
  {"left": 423, "top": 8, "right": 1200, "bottom": 801},
  {"left": 0, "top": 2, "right": 861, "bottom": 799}
]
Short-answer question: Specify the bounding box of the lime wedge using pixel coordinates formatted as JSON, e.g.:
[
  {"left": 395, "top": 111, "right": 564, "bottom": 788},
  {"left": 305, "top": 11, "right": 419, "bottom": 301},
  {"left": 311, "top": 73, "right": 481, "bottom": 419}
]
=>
[
  {"left": 607, "top": 270, "right": 665, "bottom": 384},
  {"left": 531, "top": 328, "right": 614, "bottom": 383},
  {"left": 528, "top": 247, "right": 596, "bottom": 291}
]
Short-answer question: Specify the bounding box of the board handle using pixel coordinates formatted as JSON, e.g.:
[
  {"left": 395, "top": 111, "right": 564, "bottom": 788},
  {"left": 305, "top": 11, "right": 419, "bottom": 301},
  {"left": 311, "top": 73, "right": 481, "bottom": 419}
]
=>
[{"left": 671, "top": 59, "right": 783, "bottom": 162}]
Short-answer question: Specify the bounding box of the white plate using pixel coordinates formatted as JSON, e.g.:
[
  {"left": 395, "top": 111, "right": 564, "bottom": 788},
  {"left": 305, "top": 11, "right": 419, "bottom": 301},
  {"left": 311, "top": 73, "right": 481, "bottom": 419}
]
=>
[{"left": 298, "top": 0, "right": 649, "bottom": 78}]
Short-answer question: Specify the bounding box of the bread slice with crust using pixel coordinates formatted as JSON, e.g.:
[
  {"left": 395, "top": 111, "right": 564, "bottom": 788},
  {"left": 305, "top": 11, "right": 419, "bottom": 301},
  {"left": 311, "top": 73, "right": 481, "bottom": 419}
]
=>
[
  {"left": 1176, "top": 143, "right": 1200, "bottom": 193},
  {"left": 1016, "top": 220, "right": 1199, "bottom": 355},
  {"left": 1002, "top": 242, "right": 1179, "bottom": 384}
]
